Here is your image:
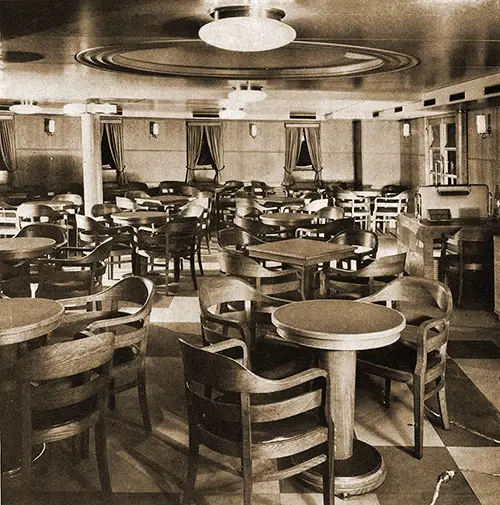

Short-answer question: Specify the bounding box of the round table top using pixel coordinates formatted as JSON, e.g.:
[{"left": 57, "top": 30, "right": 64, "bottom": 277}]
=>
[
  {"left": 0, "top": 298, "right": 64, "bottom": 345},
  {"left": 272, "top": 299, "right": 405, "bottom": 351},
  {"left": 260, "top": 212, "right": 314, "bottom": 227},
  {"left": 111, "top": 211, "right": 167, "bottom": 226},
  {"left": 25, "top": 200, "right": 75, "bottom": 210},
  {"left": 136, "top": 195, "right": 189, "bottom": 205},
  {"left": 0, "top": 237, "right": 56, "bottom": 260}
]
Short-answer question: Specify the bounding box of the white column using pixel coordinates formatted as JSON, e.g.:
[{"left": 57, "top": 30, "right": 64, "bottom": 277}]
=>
[{"left": 81, "top": 113, "right": 103, "bottom": 215}]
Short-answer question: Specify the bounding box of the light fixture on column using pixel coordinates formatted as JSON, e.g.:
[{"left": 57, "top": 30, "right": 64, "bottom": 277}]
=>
[
  {"left": 228, "top": 82, "right": 267, "bottom": 103},
  {"left": 149, "top": 121, "right": 159, "bottom": 138},
  {"left": 199, "top": 4, "right": 296, "bottom": 52},
  {"left": 44, "top": 118, "right": 56, "bottom": 135},
  {"left": 403, "top": 122, "right": 411, "bottom": 138},
  {"left": 476, "top": 114, "right": 491, "bottom": 138},
  {"left": 249, "top": 122, "right": 258, "bottom": 138}
]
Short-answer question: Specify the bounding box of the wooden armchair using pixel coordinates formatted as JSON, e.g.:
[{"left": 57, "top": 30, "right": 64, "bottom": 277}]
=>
[
  {"left": 320, "top": 252, "right": 407, "bottom": 299},
  {"left": 217, "top": 227, "right": 263, "bottom": 253},
  {"left": 55, "top": 276, "right": 156, "bottom": 430},
  {"left": 35, "top": 237, "right": 115, "bottom": 298},
  {"left": 198, "top": 276, "right": 312, "bottom": 378},
  {"left": 18, "top": 331, "right": 115, "bottom": 491},
  {"left": 356, "top": 276, "right": 453, "bottom": 459},
  {"left": 179, "top": 338, "right": 334, "bottom": 505},
  {"left": 218, "top": 249, "right": 302, "bottom": 299}
]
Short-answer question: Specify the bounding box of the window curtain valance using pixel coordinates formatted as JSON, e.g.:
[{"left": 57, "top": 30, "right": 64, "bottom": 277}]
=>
[
  {"left": 0, "top": 120, "right": 17, "bottom": 186},
  {"left": 102, "top": 122, "right": 127, "bottom": 186},
  {"left": 185, "top": 123, "right": 224, "bottom": 184},
  {"left": 282, "top": 124, "right": 323, "bottom": 187}
]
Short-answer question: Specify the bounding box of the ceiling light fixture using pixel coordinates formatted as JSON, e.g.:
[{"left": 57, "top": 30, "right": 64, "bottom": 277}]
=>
[
  {"left": 228, "top": 82, "right": 267, "bottom": 103},
  {"left": 63, "top": 103, "right": 118, "bottom": 116},
  {"left": 199, "top": 5, "right": 296, "bottom": 52},
  {"left": 219, "top": 106, "right": 247, "bottom": 120},
  {"left": 9, "top": 100, "right": 42, "bottom": 114}
]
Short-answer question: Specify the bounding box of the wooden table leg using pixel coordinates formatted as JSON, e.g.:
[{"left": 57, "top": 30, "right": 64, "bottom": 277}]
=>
[{"left": 296, "top": 349, "right": 387, "bottom": 497}]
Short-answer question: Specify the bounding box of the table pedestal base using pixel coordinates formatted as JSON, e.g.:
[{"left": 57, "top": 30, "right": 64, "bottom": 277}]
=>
[{"left": 296, "top": 440, "right": 386, "bottom": 497}]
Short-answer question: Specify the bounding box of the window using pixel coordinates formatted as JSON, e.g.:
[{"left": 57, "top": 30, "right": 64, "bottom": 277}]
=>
[
  {"left": 197, "top": 129, "right": 214, "bottom": 167},
  {"left": 101, "top": 127, "right": 116, "bottom": 169},
  {"left": 426, "top": 115, "right": 462, "bottom": 186},
  {"left": 296, "top": 130, "right": 313, "bottom": 168}
]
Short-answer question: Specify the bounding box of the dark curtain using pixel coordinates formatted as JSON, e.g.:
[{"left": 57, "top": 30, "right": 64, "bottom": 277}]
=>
[
  {"left": 304, "top": 127, "right": 323, "bottom": 184},
  {"left": 205, "top": 125, "right": 224, "bottom": 184},
  {"left": 103, "top": 122, "right": 127, "bottom": 185},
  {"left": 186, "top": 124, "right": 204, "bottom": 184},
  {"left": 0, "top": 120, "right": 17, "bottom": 186},
  {"left": 282, "top": 126, "right": 302, "bottom": 186}
]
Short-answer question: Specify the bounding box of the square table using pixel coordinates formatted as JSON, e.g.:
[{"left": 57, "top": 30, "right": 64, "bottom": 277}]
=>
[{"left": 246, "top": 238, "right": 355, "bottom": 299}]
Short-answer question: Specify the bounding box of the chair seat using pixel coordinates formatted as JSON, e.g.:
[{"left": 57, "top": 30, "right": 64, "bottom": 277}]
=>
[
  {"left": 202, "top": 411, "right": 326, "bottom": 450},
  {"left": 358, "top": 340, "right": 442, "bottom": 377}
]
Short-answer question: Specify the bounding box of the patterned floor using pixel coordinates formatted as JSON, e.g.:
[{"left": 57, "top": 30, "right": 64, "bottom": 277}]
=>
[{"left": 3, "top": 239, "right": 500, "bottom": 505}]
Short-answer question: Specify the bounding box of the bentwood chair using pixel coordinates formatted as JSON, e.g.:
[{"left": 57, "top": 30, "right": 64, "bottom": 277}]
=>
[
  {"left": 328, "top": 229, "right": 379, "bottom": 268},
  {"left": 233, "top": 215, "right": 281, "bottom": 241},
  {"left": 218, "top": 249, "right": 302, "bottom": 299},
  {"left": 438, "top": 228, "right": 493, "bottom": 308},
  {"left": 217, "top": 227, "right": 264, "bottom": 253},
  {"left": 55, "top": 276, "right": 156, "bottom": 430},
  {"left": 18, "top": 331, "right": 115, "bottom": 491},
  {"left": 198, "top": 276, "right": 312, "bottom": 378},
  {"left": 357, "top": 276, "right": 453, "bottom": 459},
  {"left": 179, "top": 338, "right": 334, "bottom": 505},
  {"left": 334, "top": 191, "right": 371, "bottom": 229},
  {"left": 320, "top": 252, "right": 407, "bottom": 299},
  {"left": 16, "top": 203, "right": 67, "bottom": 228},
  {"left": 136, "top": 216, "right": 200, "bottom": 292},
  {"left": 75, "top": 214, "right": 133, "bottom": 279},
  {"left": 35, "top": 237, "right": 115, "bottom": 299},
  {"left": 91, "top": 203, "right": 121, "bottom": 224}
]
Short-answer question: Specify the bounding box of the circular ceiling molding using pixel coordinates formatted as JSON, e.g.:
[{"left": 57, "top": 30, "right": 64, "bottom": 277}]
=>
[{"left": 76, "top": 39, "right": 419, "bottom": 80}]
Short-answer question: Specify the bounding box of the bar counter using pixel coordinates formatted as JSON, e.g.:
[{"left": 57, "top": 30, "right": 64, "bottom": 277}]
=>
[{"left": 397, "top": 213, "right": 500, "bottom": 279}]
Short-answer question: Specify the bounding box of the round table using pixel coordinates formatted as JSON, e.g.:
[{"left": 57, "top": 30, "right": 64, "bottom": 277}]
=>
[
  {"left": 136, "top": 195, "right": 189, "bottom": 206},
  {"left": 111, "top": 211, "right": 167, "bottom": 227},
  {"left": 0, "top": 237, "right": 56, "bottom": 261},
  {"left": 272, "top": 299, "right": 405, "bottom": 496},
  {"left": 0, "top": 298, "right": 64, "bottom": 478},
  {"left": 25, "top": 200, "right": 75, "bottom": 211},
  {"left": 260, "top": 212, "right": 314, "bottom": 237}
]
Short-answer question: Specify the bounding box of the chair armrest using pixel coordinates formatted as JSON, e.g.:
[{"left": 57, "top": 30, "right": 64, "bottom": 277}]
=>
[
  {"left": 272, "top": 367, "right": 328, "bottom": 390},
  {"left": 86, "top": 311, "right": 144, "bottom": 332},
  {"left": 201, "top": 338, "right": 249, "bottom": 366}
]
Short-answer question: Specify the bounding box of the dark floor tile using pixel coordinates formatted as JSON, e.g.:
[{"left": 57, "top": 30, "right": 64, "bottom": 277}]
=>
[
  {"left": 376, "top": 446, "right": 478, "bottom": 501},
  {"left": 2, "top": 491, "right": 179, "bottom": 505},
  {"left": 428, "top": 360, "right": 500, "bottom": 447},
  {"left": 147, "top": 323, "right": 203, "bottom": 357},
  {"left": 447, "top": 339, "right": 500, "bottom": 359}
]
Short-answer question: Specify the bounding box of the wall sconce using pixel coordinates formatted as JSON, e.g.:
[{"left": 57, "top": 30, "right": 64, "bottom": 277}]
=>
[
  {"left": 403, "top": 122, "right": 411, "bottom": 138},
  {"left": 149, "top": 121, "right": 159, "bottom": 139},
  {"left": 44, "top": 118, "right": 56, "bottom": 136},
  {"left": 476, "top": 114, "right": 491, "bottom": 138},
  {"left": 249, "top": 122, "right": 258, "bottom": 139}
]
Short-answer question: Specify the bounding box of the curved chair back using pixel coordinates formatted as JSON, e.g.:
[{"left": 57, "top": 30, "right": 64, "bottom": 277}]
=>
[
  {"left": 115, "top": 196, "right": 137, "bottom": 211},
  {"left": 91, "top": 203, "right": 121, "bottom": 222},
  {"left": 15, "top": 222, "right": 68, "bottom": 249},
  {"left": 217, "top": 227, "right": 263, "bottom": 252},
  {"left": 178, "top": 337, "right": 334, "bottom": 505},
  {"left": 218, "top": 249, "right": 301, "bottom": 297},
  {"left": 315, "top": 205, "right": 345, "bottom": 222}
]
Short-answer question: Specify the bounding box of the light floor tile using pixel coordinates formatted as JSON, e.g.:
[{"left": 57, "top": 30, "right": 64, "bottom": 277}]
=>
[
  {"left": 447, "top": 447, "right": 500, "bottom": 505},
  {"left": 454, "top": 359, "right": 500, "bottom": 412},
  {"left": 150, "top": 296, "right": 200, "bottom": 322},
  {"left": 355, "top": 378, "right": 444, "bottom": 448},
  {"left": 283, "top": 493, "right": 380, "bottom": 505}
]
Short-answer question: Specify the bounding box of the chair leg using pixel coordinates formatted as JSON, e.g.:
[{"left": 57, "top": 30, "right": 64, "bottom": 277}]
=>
[
  {"left": 190, "top": 254, "right": 198, "bottom": 290},
  {"left": 95, "top": 419, "right": 112, "bottom": 493},
  {"left": 413, "top": 377, "right": 424, "bottom": 459},
  {"left": 437, "top": 384, "right": 450, "bottom": 430},
  {"left": 384, "top": 378, "right": 391, "bottom": 407},
  {"left": 137, "top": 366, "right": 152, "bottom": 431},
  {"left": 241, "top": 454, "right": 253, "bottom": 505},
  {"left": 323, "top": 414, "right": 335, "bottom": 505},
  {"left": 182, "top": 434, "right": 200, "bottom": 505}
]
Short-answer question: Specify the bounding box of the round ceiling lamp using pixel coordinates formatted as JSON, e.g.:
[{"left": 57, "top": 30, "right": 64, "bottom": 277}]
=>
[
  {"left": 228, "top": 82, "right": 267, "bottom": 102},
  {"left": 199, "top": 5, "right": 296, "bottom": 52},
  {"left": 219, "top": 107, "right": 247, "bottom": 119},
  {"left": 9, "top": 100, "right": 42, "bottom": 114}
]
